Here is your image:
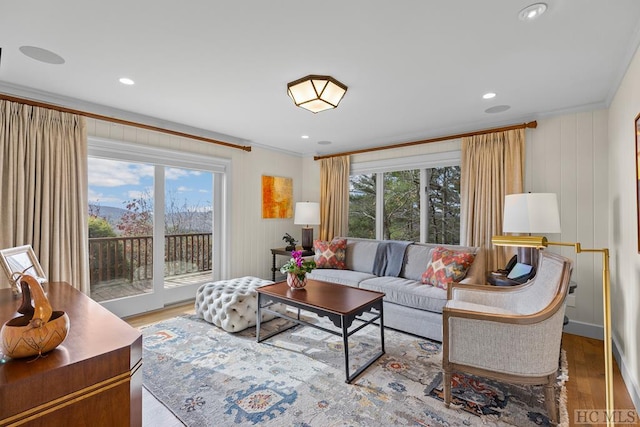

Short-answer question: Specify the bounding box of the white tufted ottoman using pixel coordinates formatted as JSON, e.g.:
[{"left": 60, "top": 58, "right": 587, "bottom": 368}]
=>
[{"left": 195, "top": 276, "right": 287, "bottom": 332}]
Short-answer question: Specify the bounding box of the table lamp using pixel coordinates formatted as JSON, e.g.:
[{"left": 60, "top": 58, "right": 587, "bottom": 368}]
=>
[
  {"left": 492, "top": 193, "right": 614, "bottom": 426},
  {"left": 294, "top": 202, "right": 320, "bottom": 251}
]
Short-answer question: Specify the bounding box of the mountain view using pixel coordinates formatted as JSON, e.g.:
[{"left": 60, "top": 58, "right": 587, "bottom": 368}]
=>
[{"left": 89, "top": 204, "right": 212, "bottom": 236}]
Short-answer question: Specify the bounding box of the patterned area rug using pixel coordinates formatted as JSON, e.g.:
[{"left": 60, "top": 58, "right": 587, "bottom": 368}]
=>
[{"left": 142, "top": 314, "right": 568, "bottom": 426}]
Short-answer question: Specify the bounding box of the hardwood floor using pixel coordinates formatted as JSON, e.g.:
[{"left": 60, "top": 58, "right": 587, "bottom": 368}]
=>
[
  {"left": 562, "top": 333, "right": 638, "bottom": 425},
  {"left": 125, "top": 301, "right": 195, "bottom": 329},
  {"left": 126, "top": 303, "right": 638, "bottom": 426}
]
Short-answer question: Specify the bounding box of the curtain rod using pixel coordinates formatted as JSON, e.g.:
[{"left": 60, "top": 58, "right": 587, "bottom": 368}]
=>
[
  {"left": 0, "top": 93, "right": 252, "bottom": 152},
  {"left": 313, "top": 121, "right": 537, "bottom": 161}
]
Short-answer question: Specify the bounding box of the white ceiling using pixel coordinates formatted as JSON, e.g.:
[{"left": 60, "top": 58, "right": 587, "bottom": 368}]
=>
[{"left": 1, "top": 1, "right": 640, "bottom": 156}]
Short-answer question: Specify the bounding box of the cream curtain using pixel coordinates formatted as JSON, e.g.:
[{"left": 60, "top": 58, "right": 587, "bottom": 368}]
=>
[
  {"left": 460, "top": 129, "right": 524, "bottom": 273},
  {"left": 0, "top": 100, "right": 89, "bottom": 293},
  {"left": 319, "top": 156, "right": 350, "bottom": 241}
]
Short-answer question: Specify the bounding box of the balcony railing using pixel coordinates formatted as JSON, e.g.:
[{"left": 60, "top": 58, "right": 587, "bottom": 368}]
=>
[{"left": 88, "top": 233, "right": 212, "bottom": 284}]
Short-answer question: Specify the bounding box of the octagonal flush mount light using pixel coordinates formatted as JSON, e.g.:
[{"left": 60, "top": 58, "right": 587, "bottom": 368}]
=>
[{"left": 287, "top": 75, "right": 347, "bottom": 113}]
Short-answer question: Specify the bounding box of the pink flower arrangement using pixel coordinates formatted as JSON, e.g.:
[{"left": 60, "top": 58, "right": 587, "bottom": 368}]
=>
[{"left": 280, "top": 250, "right": 316, "bottom": 280}]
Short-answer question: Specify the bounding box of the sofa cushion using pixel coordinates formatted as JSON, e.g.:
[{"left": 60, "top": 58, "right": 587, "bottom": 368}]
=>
[
  {"left": 313, "top": 238, "right": 347, "bottom": 269},
  {"left": 421, "top": 247, "right": 476, "bottom": 290},
  {"left": 344, "top": 239, "right": 379, "bottom": 274},
  {"left": 359, "top": 276, "right": 448, "bottom": 313},
  {"left": 307, "top": 268, "right": 376, "bottom": 288},
  {"left": 401, "top": 244, "right": 434, "bottom": 281}
]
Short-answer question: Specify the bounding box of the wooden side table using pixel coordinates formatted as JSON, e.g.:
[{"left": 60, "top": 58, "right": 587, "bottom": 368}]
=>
[{"left": 270, "top": 247, "right": 315, "bottom": 281}]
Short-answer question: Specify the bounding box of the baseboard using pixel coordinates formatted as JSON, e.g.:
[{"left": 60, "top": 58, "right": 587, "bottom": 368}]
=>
[
  {"left": 613, "top": 335, "right": 640, "bottom": 412},
  {"left": 564, "top": 319, "right": 603, "bottom": 339},
  {"left": 565, "top": 320, "right": 640, "bottom": 412}
]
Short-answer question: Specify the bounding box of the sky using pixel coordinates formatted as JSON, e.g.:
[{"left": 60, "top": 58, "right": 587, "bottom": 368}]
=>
[{"left": 88, "top": 158, "right": 213, "bottom": 211}]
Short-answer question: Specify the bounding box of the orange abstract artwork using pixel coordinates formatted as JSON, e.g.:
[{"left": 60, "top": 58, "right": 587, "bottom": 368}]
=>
[{"left": 262, "top": 175, "right": 293, "bottom": 219}]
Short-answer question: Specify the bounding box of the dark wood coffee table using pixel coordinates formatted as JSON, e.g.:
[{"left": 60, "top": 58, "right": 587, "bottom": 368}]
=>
[{"left": 256, "top": 279, "right": 385, "bottom": 383}]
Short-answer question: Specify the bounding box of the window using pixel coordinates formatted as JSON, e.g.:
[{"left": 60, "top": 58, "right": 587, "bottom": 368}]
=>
[{"left": 348, "top": 152, "right": 460, "bottom": 244}]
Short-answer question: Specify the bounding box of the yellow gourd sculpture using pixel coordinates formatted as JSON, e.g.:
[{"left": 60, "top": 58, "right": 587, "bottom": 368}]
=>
[{"left": 1, "top": 274, "right": 70, "bottom": 359}]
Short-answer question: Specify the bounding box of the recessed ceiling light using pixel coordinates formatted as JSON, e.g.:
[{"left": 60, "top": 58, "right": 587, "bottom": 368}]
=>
[
  {"left": 518, "top": 3, "right": 547, "bottom": 21},
  {"left": 483, "top": 92, "right": 497, "bottom": 99},
  {"left": 119, "top": 77, "right": 135, "bottom": 85},
  {"left": 485, "top": 105, "right": 511, "bottom": 114},
  {"left": 301, "top": 135, "right": 310, "bottom": 139},
  {"left": 19, "top": 46, "right": 65, "bottom": 64}
]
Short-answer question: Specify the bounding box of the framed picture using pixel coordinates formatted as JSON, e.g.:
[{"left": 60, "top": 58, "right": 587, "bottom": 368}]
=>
[
  {"left": 636, "top": 113, "right": 640, "bottom": 252},
  {"left": 0, "top": 245, "right": 47, "bottom": 292},
  {"left": 262, "top": 175, "right": 293, "bottom": 219}
]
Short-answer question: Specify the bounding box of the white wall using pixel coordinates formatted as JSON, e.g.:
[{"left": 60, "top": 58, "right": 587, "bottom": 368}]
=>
[
  {"left": 608, "top": 42, "right": 640, "bottom": 409},
  {"left": 300, "top": 156, "right": 320, "bottom": 202},
  {"left": 86, "top": 119, "right": 305, "bottom": 282},
  {"left": 525, "top": 111, "right": 609, "bottom": 331}
]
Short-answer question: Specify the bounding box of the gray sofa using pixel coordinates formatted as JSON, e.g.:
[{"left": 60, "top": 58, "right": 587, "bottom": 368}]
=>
[{"left": 307, "top": 237, "right": 485, "bottom": 342}]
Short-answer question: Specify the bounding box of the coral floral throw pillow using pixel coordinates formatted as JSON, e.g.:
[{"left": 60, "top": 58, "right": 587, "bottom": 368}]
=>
[
  {"left": 313, "top": 238, "right": 347, "bottom": 269},
  {"left": 421, "top": 247, "right": 475, "bottom": 290}
]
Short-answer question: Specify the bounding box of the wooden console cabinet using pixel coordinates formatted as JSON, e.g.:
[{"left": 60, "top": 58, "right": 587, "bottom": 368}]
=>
[{"left": 0, "top": 282, "right": 142, "bottom": 426}]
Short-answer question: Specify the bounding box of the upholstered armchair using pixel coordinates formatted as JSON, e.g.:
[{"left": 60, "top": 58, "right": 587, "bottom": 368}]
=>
[{"left": 442, "top": 251, "right": 573, "bottom": 424}]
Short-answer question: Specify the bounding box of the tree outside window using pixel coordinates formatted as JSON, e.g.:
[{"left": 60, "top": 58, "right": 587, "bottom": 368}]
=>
[
  {"left": 349, "top": 173, "right": 376, "bottom": 239},
  {"left": 348, "top": 166, "right": 460, "bottom": 244}
]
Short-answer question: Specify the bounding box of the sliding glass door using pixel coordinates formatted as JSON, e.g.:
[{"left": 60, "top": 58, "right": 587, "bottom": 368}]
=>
[{"left": 87, "top": 138, "right": 229, "bottom": 317}]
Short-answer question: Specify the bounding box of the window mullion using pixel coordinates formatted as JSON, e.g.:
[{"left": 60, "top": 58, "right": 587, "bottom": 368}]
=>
[
  {"left": 420, "top": 169, "right": 428, "bottom": 243},
  {"left": 375, "top": 172, "right": 384, "bottom": 239},
  {"left": 152, "top": 166, "right": 165, "bottom": 291}
]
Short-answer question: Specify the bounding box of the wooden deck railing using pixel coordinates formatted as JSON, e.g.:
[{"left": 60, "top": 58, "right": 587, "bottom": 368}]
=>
[{"left": 88, "top": 233, "right": 212, "bottom": 283}]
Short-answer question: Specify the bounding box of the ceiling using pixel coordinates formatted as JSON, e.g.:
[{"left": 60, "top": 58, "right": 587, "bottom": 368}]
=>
[{"left": 1, "top": 1, "right": 640, "bottom": 157}]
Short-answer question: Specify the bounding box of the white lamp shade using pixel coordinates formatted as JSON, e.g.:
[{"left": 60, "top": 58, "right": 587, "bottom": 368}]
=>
[
  {"left": 503, "top": 193, "right": 561, "bottom": 234},
  {"left": 294, "top": 202, "right": 320, "bottom": 225}
]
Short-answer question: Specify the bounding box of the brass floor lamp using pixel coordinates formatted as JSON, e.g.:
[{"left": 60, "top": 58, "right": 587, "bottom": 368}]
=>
[{"left": 493, "top": 193, "right": 614, "bottom": 426}]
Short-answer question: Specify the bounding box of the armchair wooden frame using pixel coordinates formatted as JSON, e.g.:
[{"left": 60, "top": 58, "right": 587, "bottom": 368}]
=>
[{"left": 442, "top": 251, "right": 573, "bottom": 424}]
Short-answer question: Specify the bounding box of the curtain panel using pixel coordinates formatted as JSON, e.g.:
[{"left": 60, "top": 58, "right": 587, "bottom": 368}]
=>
[
  {"left": 0, "top": 100, "right": 89, "bottom": 293},
  {"left": 319, "top": 156, "right": 350, "bottom": 241},
  {"left": 460, "top": 129, "right": 524, "bottom": 272}
]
